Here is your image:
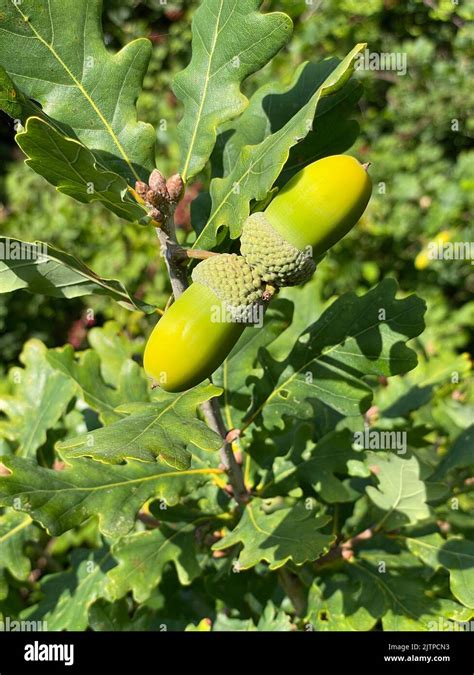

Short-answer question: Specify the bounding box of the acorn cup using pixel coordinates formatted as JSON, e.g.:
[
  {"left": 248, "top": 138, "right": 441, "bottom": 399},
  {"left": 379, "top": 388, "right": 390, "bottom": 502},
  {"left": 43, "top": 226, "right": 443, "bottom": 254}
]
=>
[{"left": 144, "top": 155, "right": 372, "bottom": 392}]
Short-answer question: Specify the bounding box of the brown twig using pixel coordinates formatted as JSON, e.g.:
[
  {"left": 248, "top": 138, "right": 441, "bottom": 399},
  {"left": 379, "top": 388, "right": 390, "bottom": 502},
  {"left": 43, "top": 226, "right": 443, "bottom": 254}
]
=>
[
  {"left": 201, "top": 397, "right": 248, "bottom": 504},
  {"left": 152, "top": 179, "right": 248, "bottom": 503},
  {"left": 314, "top": 527, "right": 374, "bottom": 571},
  {"left": 278, "top": 568, "right": 307, "bottom": 617},
  {"left": 155, "top": 213, "right": 188, "bottom": 298},
  {"left": 138, "top": 512, "right": 161, "bottom": 528}
]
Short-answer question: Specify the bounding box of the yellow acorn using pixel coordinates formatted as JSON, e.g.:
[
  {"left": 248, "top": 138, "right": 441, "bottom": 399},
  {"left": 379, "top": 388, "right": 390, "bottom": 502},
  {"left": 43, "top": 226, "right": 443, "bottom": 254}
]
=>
[
  {"left": 145, "top": 155, "right": 372, "bottom": 392},
  {"left": 144, "top": 255, "right": 264, "bottom": 392},
  {"left": 241, "top": 154, "right": 372, "bottom": 285}
]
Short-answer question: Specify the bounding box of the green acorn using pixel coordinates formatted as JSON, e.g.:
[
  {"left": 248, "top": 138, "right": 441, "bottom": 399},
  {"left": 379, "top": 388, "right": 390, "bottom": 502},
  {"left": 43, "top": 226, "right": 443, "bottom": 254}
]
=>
[
  {"left": 144, "top": 155, "right": 372, "bottom": 392},
  {"left": 241, "top": 154, "right": 372, "bottom": 286},
  {"left": 144, "top": 255, "right": 265, "bottom": 392}
]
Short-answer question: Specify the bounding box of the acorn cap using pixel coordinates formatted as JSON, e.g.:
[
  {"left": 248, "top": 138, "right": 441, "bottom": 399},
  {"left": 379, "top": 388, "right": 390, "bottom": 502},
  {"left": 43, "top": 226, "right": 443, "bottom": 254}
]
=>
[
  {"left": 241, "top": 212, "right": 316, "bottom": 287},
  {"left": 192, "top": 254, "right": 265, "bottom": 323}
]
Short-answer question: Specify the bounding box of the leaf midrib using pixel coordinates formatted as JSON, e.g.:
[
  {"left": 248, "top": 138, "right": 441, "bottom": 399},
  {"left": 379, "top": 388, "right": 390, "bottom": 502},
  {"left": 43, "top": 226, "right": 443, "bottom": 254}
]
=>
[
  {"left": 0, "top": 514, "right": 32, "bottom": 545},
  {"left": 181, "top": 0, "right": 225, "bottom": 181},
  {"left": 350, "top": 561, "right": 421, "bottom": 624},
  {"left": 10, "top": 0, "right": 140, "bottom": 181},
  {"left": 4, "top": 466, "right": 223, "bottom": 495}
]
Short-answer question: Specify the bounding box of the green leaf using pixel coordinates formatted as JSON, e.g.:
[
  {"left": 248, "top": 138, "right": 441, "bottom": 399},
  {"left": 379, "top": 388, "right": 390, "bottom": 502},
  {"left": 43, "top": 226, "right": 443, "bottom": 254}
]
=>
[
  {"left": 431, "top": 425, "right": 474, "bottom": 480},
  {"left": 0, "top": 64, "right": 36, "bottom": 119},
  {"left": 87, "top": 321, "right": 143, "bottom": 388},
  {"left": 107, "top": 522, "right": 201, "bottom": 603},
  {"left": 213, "top": 499, "right": 334, "bottom": 570},
  {"left": 0, "top": 455, "right": 224, "bottom": 537},
  {"left": 365, "top": 453, "right": 430, "bottom": 530},
  {"left": 193, "top": 43, "right": 366, "bottom": 249},
  {"left": 214, "top": 300, "right": 293, "bottom": 428},
  {"left": 24, "top": 549, "right": 114, "bottom": 630},
  {"left": 149, "top": 481, "right": 225, "bottom": 524},
  {"left": 308, "top": 559, "right": 472, "bottom": 631},
  {"left": 0, "top": 511, "right": 37, "bottom": 599},
  {"left": 0, "top": 71, "right": 145, "bottom": 221},
  {"left": 173, "top": 0, "right": 292, "bottom": 182},
  {"left": 376, "top": 351, "right": 471, "bottom": 419},
  {"left": 88, "top": 598, "right": 164, "bottom": 631},
  {"left": 47, "top": 345, "right": 150, "bottom": 426},
  {"left": 88, "top": 599, "right": 138, "bottom": 632},
  {"left": 244, "top": 421, "right": 311, "bottom": 491},
  {"left": 255, "top": 601, "right": 293, "bottom": 631},
  {"left": 306, "top": 572, "right": 378, "bottom": 631},
  {"left": 267, "top": 276, "right": 327, "bottom": 361},
  {"left": 0, "top": 340, "right": 76, "bottom": 458},
  {"left": 212, "top": 602, "right": 292, "bottom": 631},
  {"left": 276, "top": 79, "right": 362, "bottom": 187},
  {"left": 16, "top": 117, "right": 147, "bottom": 222},
  {"left": 211, "top": 615, "right": 256, "bottom": 631},
  {"left": 0, "top": 0, "right": 155, "bottom": 182},
  {"left": 246, "top": 280, "right": 425, "bottom": 432},
  {"left": 0, "top": 237, "right": 155, "bottom": 312},
  {"left": 265, "top": 430, "right": 364, "bottom": 503},
  {"left": 58, "top": 384, "right": 223, "bottom": 470},
  {"left": 405, "top": 534, "right": 474, "bottom": 609},
  {"left": 222, "top": 59, "right": 361, "bottom": 184}
]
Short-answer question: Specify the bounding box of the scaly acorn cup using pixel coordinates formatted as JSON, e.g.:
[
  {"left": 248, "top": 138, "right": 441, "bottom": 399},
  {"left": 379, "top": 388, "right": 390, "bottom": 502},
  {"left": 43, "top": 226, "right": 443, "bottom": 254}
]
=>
[
  {"left": 144, "top": 255, "right": 265, "bottom": 392},
  {"left": 241, "top": 155, "right": 372, "bottom": 286}
]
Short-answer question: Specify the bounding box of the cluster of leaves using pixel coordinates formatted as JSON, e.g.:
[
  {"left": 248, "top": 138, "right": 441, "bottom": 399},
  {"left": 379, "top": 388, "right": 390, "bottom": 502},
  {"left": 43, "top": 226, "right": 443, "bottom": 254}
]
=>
[
  {"left": 0, "top": 288, "right": 472, "bottom": 630},
  {"left": 0, "top": 0, "right": 472, "bottom": 632}
]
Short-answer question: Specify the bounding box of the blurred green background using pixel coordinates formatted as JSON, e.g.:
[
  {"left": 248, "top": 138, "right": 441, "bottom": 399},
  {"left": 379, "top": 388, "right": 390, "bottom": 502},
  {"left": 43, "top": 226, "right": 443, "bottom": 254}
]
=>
[{"left": 0, "top": 0, "right": 473, "bottom": 381}]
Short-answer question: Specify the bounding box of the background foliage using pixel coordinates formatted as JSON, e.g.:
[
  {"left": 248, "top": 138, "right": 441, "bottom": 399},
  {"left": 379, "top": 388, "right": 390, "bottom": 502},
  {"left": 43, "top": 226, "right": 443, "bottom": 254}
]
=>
[{"left": 0, "top": 0, "right": 472, "bottom": 631}]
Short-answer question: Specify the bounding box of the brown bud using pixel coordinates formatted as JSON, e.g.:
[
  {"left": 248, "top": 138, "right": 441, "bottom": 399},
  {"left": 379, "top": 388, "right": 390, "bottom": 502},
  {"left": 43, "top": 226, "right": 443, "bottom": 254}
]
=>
[
  {"left": 341, "top": 548, "right": 354, "bottom": 561},
  {"left": 0, "top": 463, "right": 11, "bottom": 476},
  {"left": 225, "top": 428, "right": 241, "bottom": 443},
  {"left": 146, "top": 189, "right": 157, "bottom": 205},
  {"left": 135, "top": 181, "right": 149, "bottom": 198},
  {"left": 212, "top": 550, "right": 227, "bottom": 559},
  {"left": 150, "top": 207, "right": 163, "bottom": 222},
  {"left": 166, "top": 173, "right": 184, "bottom": 202},
  {"left": 149, "top": 169, "right": 167, "bottom": 193},
  {"left": 437, "top": 520, "right": 451, "bottom": 533}
]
